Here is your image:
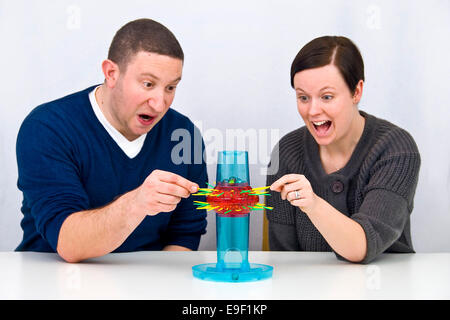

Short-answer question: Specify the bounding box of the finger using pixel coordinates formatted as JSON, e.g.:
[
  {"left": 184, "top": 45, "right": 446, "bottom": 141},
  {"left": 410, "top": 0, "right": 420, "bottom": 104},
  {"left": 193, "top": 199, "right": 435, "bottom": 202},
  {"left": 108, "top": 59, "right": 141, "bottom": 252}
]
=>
[
  {"left": 283, "top": 179, "right": 308, "bottom": 193},
  {"left": 156, "top": 193, "right": 182, "bottom": 205},
  {"left": 289, "top": 198, "right": 306, "bottom": 209},
  {"left": 286, "top": 190, "right": 302, "bottom": 202},
  {"left": 157, "top": 171, "right": 199, "bottom": 193},
  {"left": 280, "top": 182, "right": 305, "bottom": 200},
  {"left": 158, "top": 181, "right": 191, "bottom": 198},
  {"left": 270, "top": 174, "right": 304, "bottom": 192},
  {"left": 157, "top": 202, "right": 177, "bottom": 213},
  {"left": 280, "top": 176, "right": 311, "bottom": 200}
]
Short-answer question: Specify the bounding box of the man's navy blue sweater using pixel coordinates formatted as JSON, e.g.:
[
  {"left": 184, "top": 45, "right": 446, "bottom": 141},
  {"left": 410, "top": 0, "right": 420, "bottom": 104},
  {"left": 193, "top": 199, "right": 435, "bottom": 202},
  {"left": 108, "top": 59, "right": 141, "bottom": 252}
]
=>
[{"left": 16, "top": 85, "right": 208, "bottom": 252}]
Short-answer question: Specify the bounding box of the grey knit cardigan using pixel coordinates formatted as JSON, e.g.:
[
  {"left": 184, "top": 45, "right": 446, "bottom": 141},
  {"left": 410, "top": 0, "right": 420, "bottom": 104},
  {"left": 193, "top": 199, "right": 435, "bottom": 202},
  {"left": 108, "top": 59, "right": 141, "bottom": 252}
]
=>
[{"left": 266, "top": 111, "right": 421, "bottom": 264}]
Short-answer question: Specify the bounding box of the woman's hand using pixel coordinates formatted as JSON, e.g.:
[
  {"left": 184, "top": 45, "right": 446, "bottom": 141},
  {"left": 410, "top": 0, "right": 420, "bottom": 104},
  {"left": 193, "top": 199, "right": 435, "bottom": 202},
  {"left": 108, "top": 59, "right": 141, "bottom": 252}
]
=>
[
  {"left": 270, "top": 173, "right": 367, "bottom": 262},
  {"left": 270, "top": 174, "right": 320, "bottom": 215}
]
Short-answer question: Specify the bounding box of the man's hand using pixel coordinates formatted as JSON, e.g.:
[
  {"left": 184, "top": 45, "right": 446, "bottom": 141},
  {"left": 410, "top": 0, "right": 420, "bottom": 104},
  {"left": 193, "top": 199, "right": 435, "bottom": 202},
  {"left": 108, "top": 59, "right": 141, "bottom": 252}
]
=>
[
  {"left": 131, "top": 169, "right": 199, "bottom": 216},
  {"left": 57, "top": 169, "right": 199, "bottom": 262}
]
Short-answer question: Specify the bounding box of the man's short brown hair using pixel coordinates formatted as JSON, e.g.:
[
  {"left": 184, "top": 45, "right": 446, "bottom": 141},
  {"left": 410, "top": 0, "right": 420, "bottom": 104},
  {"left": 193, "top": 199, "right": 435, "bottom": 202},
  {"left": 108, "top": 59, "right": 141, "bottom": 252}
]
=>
[{"left": 108, "top": 18, "right": 184, "bottom": 71}]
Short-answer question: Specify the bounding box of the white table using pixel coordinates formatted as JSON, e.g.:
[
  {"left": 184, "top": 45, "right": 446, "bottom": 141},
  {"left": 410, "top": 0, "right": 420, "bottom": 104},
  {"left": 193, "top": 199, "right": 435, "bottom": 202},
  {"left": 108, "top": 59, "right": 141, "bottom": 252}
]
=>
[{"left": 1, "top": 251, "right": 449, "bottom": 300}]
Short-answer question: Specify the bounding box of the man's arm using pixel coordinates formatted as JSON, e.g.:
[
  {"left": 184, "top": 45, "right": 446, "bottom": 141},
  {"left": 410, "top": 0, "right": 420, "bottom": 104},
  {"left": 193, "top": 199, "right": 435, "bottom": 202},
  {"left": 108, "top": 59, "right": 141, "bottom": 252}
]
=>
[
  {"left": 57, "top": 191, "right": 144, "bottom": 262},
  {"left": 57, "top": 170, "right": 198, "bottom": 262},
  {"left": 163, "top": 245, "right": 191, "bottom": 251}
]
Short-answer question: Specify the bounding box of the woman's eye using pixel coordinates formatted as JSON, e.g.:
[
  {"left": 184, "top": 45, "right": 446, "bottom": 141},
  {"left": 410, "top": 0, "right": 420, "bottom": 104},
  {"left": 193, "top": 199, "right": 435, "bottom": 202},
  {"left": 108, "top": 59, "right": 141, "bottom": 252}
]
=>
[
  {"left": 143, "top": 82, "right": 153, "bottom": 88},
  {"left": 167, "top": 85, "right": 176, "bottom": 92},
  {"left": 322, "top": 94, "right": 333, "bottom": 100},
  {"left": 298, "top": 95, "right": 309, "bottom": 102}
]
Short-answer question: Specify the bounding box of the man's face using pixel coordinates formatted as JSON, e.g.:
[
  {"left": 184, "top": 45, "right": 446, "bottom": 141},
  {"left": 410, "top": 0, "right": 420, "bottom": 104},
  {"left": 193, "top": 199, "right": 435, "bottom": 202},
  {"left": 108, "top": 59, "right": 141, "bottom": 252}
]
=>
[{"left": 108, "top": 51, "right": 183, "bottom": 141}]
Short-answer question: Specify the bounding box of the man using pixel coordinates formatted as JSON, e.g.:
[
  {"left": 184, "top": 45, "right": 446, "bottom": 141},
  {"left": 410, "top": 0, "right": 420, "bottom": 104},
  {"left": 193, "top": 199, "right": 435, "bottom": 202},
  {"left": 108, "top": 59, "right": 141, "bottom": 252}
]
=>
[{"left": 16, "top": 19, "right": 208, "bottom": 263}]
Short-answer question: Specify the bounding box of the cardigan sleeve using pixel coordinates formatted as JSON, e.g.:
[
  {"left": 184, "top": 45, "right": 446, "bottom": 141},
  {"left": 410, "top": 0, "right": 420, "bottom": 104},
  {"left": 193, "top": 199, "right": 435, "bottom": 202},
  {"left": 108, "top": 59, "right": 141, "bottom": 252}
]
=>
[
  {"left": 350, "top": 150, "right": 421, "bottom": 264},
  {"left": 268, "top": 222, "right": 300, "bottom": 251},
  {"left": 265, "top": 142, "right": 297, "bottom": 225},
  {"left": 265, "top": 140, "right": 300, "bottom": 250},
  {"left": 351, "top": 189, "right": 413, "bottom": 263}
]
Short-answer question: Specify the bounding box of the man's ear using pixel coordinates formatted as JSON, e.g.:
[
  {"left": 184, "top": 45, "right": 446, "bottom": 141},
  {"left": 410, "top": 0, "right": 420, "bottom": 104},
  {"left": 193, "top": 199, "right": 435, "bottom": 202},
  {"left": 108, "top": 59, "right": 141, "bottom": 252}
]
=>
[
  {"left": 102, "top": 59, "right": 120, "bottom": 88},
  {"left": 353, "top": 80, "right": 364, "bottom": 105}
]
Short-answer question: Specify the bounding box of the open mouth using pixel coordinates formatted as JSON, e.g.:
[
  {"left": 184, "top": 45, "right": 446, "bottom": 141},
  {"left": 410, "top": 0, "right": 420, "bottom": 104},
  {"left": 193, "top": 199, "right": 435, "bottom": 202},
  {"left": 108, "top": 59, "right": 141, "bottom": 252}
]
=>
[
  {"left": 138, "top": 114, "right": 156, "bottom": 125},
  {"left": 312, "top": 120, "right": 332, "bottom": 136}
]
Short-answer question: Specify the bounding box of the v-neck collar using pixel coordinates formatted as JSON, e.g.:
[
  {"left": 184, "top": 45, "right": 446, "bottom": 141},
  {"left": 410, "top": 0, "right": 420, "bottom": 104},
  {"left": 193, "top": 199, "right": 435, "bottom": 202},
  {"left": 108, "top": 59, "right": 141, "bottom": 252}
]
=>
[
  {"left": 89, "top": 85, "right": 147, "bottom": 159},
  {"left": 83, "top": 85, "right": 158, "bottom": 165}
]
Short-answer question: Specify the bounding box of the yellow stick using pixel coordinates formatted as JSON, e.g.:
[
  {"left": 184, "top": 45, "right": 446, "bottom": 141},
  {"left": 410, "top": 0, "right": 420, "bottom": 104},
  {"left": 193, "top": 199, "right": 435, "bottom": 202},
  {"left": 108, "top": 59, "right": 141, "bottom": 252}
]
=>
[{"left": 251, "top": 186, "right": 271, "bottom": 191}]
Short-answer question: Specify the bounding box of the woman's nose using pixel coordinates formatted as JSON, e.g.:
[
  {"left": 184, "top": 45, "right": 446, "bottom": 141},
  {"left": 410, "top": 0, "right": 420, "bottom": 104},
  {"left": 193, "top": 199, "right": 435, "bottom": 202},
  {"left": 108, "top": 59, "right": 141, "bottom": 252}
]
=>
[{"left": 308, "top": 98, "right": 322, "bottom": 116}]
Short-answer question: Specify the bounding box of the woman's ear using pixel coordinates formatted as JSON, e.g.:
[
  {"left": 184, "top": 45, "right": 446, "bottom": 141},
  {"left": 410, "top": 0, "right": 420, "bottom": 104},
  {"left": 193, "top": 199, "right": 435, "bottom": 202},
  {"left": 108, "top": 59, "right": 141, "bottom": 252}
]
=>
[{"left": 353, "top": 80, "right": 364, "bottom": 105}]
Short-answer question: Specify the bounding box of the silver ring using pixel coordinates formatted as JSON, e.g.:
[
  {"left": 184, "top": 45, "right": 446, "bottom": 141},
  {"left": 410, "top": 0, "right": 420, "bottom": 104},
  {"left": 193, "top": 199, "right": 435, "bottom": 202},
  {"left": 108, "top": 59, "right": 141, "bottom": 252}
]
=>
[{"left": 294, "top": 190, "right": 300, "bottom": 200}]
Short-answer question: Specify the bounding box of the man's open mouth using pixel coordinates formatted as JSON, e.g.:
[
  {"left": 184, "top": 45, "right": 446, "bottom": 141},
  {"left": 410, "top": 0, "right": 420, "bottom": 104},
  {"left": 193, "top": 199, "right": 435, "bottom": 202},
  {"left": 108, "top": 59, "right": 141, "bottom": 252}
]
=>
[{"left": 138, "top": 114, "right": 156, "bottom": 125}]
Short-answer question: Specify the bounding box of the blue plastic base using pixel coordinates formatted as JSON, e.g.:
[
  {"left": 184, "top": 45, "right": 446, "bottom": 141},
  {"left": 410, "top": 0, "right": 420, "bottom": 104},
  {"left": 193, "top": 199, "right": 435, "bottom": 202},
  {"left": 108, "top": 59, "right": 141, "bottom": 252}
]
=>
[{"left": 192, "top": 263, "right": 273, "bottom": 282}]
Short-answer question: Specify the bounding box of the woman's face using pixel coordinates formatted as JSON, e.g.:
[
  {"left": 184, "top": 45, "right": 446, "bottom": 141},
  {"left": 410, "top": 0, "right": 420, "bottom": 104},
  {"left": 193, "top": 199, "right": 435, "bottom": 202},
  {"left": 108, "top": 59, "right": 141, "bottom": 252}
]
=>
[{"left": 293, "top": 63, "right": 363, "bottom": 147}]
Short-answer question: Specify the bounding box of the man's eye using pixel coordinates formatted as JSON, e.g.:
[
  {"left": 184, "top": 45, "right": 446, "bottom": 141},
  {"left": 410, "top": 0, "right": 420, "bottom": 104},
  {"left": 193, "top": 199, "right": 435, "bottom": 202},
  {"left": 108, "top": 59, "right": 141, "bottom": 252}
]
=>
[
  {"left": 322, "top": 94, "right": 333, "bottom": 100},
  {"left": 143, "top": 82, "right": 153, "bottom": 88},
  {"left": 167, "top": 85, "right": 176, "bottom": 92}
]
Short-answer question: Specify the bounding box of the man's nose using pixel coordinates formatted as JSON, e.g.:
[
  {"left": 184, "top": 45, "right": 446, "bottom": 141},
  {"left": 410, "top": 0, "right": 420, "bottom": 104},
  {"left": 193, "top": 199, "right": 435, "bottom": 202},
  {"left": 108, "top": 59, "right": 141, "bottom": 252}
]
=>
[{"left": 147, "top": 90, "right": 166, "bottom": 112}]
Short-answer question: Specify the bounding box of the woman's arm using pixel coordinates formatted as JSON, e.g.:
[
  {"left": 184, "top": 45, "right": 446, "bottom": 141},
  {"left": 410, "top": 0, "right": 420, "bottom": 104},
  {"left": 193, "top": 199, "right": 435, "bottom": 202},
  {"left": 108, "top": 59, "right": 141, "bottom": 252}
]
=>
[
  {"left": 271, "top": 171, "right": 416, "bottom": 263},
  {"left": 301, "top": 197, "right": 367, "bottom": 262},
  {"left": 271, "top": 174, "right": 367, "bottom": 262}
]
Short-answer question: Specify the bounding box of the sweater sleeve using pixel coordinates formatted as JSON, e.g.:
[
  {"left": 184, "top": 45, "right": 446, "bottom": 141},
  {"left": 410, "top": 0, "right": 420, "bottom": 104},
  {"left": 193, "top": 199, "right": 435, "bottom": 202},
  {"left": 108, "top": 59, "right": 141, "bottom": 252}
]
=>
[
  {"left": 16, "top": 117, "right": 90, "bottom": 251},
  {"left": 268, "top": 222, "right": 300, "bottom": 250},
  {"left": 350, "top": 150, "right": 421, "bottom": 264},
  {"left": 163, "top": 125, "right": 208, "bottom": 250},
  {"left": 265, "top": 141, "right": 297, "bottom": 225},
  {"left": 351, "top": 189, "right": 412, "bottom": 263},
  {"left": 265, "top": 140, "right": 299, "bottom": 250}
]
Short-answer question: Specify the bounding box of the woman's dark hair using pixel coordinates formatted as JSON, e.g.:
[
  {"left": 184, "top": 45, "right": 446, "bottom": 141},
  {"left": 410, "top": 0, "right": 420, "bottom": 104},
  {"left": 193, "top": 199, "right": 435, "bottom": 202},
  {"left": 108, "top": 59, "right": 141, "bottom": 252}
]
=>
[
  {"left": 290, "top": 36, "right": 364, "bottom": 94},
  {"left": 108, "top": 18, "right": 184, "bottom": 71}
]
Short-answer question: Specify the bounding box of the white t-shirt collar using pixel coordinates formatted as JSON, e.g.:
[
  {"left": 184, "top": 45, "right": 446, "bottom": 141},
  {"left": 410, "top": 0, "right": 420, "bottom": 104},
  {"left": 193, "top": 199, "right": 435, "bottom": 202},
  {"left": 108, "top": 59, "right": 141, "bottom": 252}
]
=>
[{"left": 89, "top": 85, "right": 146, "bottom": 159}]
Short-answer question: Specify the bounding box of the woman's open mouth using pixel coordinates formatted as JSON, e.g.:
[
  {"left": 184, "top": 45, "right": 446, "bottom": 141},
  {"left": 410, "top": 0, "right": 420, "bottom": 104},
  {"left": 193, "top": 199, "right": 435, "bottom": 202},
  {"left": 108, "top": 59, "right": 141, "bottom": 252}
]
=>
[{"left": 312, "top": 120, "right": 332, "bottom": 137}]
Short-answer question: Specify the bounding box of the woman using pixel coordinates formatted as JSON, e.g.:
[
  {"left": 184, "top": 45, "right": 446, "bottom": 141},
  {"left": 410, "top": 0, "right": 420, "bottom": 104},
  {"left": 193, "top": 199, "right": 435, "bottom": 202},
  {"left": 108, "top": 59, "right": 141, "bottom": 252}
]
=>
[{"left": 266, "top": 36, "right": 421, "bottom": 263}]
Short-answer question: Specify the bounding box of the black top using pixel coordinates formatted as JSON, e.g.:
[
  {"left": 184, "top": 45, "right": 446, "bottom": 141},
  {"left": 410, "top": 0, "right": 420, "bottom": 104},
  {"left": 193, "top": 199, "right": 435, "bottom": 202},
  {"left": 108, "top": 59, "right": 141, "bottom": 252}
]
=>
[{"left": 266, "top": 111, "right": 421, "bottom": 263}]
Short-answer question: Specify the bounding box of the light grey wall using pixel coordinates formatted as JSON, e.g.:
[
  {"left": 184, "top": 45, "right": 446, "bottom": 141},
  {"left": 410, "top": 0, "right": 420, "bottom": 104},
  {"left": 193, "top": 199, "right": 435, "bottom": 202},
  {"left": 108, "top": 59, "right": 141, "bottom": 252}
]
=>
[{"left": 1, "top": 0, "right": 449, "bottom": 252}]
